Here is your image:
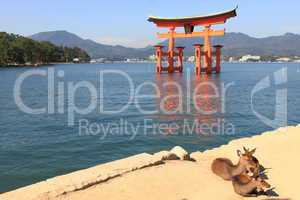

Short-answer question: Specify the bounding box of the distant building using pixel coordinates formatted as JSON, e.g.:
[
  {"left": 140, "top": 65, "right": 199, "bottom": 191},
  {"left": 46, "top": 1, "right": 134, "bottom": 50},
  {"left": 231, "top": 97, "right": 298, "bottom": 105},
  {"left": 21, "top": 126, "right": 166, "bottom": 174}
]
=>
[
  {"left": 188, "top": 56, "right": 195, "bottom": 63},
  {"left": 73, "top": 58, "right": 80, "bottom": 63},
  {"left": 239, "top": 55, "right": 261, "bottom": 62},
  {"left": 293, "top": 56, "right": 300, "bottom": 59},
  {"left": 125, "top": 58, "right": 147, "bottom": 63},
  {"left": 228, "top": 57, "right": 236, "bottom": 63},
  {"left": 276, "top": 57, "right": 291, "bottom": 62},
  {"left": 94, "top": 58, "right": 106, "bottom": 63},
  {"left": 125, "top": 58, "right": 137, "bottom": 62},
  {"left": 148, "top": 54, "right": 156, "bottom": 61}
]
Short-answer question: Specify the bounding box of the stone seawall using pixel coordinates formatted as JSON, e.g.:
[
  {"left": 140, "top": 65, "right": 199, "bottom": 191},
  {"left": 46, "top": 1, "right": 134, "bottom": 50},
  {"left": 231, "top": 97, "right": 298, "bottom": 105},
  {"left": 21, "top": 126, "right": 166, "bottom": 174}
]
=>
[
  {"left": 2, "top": 125, "right": 299, "bottom": 200},
  {"left": 1, "top": 146, "right": 190, "bottom": 200}
]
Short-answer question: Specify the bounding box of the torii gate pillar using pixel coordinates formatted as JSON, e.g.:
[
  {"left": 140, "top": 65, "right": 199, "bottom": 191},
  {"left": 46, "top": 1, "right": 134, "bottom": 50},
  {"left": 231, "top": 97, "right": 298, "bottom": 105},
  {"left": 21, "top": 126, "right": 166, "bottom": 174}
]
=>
[
  {"left": 214, "top": 45, "right": 223, "bottom": 74},
  {"left": 155, "top": 45, "right": 164, "bottom": 73},
  {"left": 194, "top": 44, "right": 203, "bottom": 76},
  {"left": 204, "top": 26, "right": 212, "bottom": 74},
  {"left": 176, "top": 46, "right": 185, "bottom": 73},
  {"left": 167, "top": 27, "right": 175, "bottom": 73}
]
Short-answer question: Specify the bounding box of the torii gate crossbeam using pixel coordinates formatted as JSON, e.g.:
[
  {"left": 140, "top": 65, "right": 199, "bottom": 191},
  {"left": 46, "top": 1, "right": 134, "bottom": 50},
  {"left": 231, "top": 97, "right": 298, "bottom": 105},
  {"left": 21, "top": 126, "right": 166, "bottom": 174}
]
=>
[{"left": 148, "top": 7, "right": 237, "bottom": 75}]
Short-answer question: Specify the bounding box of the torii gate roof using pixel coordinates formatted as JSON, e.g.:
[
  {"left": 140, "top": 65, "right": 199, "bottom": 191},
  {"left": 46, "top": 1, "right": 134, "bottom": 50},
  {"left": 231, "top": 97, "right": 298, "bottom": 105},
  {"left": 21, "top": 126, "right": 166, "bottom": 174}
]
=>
[{"left": 148, "top": 7, "right": 237, "bottom": 27}]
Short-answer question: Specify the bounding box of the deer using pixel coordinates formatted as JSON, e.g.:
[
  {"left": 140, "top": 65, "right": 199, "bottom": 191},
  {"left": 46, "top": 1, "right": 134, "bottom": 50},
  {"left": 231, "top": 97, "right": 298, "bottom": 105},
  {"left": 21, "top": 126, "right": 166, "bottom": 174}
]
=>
[
  {"left": 232, "top": 173, "right": 271, "bottom": 197},
  {"left": 211, "top": 147, "right": 260, "bottom": 181}
]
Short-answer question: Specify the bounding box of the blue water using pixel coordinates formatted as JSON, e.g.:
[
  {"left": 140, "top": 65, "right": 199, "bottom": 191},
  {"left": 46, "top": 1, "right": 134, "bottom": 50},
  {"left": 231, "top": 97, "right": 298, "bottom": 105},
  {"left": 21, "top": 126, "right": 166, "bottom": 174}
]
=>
[{"left": 0, "top": 63, "right": 299, "bottom": 193}]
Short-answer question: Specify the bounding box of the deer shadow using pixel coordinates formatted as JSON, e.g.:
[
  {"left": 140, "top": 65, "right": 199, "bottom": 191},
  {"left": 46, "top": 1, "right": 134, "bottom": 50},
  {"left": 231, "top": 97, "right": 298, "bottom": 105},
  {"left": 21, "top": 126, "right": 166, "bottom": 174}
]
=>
[{"left": 258, "top": 165, "right": 283, "bottom": 198}]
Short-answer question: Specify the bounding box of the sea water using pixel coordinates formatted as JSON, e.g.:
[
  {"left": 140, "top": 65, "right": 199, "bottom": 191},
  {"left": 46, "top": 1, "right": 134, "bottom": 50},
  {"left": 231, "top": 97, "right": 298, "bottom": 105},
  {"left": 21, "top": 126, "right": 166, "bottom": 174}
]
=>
[{"left": 0, "top": 63, "right": 299, "bottom": 192}]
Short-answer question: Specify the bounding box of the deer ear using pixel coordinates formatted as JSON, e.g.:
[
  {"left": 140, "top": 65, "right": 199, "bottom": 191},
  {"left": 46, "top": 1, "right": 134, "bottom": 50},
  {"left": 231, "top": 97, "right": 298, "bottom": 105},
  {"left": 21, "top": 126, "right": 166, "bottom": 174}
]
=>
[
  {"left": 243, "top": 146, "right": 249, "bottom": 153},
  {"left": 250, "top": 148, "right": 256, "bottom": 155},
  {"left": 237, "top": 150, "right": 242, "bottom": 157}
]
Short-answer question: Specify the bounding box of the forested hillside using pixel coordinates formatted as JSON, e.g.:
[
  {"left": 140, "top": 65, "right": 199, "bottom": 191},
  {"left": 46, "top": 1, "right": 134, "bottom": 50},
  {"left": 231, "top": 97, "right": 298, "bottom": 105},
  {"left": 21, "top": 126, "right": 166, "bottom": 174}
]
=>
[{"left": 0, "top": 32, "right": 90, "bottom": 66}]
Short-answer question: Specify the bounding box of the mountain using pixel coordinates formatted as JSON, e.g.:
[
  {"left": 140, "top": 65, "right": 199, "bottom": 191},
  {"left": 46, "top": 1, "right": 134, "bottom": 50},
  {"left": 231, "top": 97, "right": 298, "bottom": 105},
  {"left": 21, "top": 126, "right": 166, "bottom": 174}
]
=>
[
  {"left": 158, "top": 32, "right": 300, "bottom": 57},
  {"left": 30, "top": 31, "right": 300, "bottom": 59},
  {"left": 30, "top": 31, "right": 149, "bottom": 59}
]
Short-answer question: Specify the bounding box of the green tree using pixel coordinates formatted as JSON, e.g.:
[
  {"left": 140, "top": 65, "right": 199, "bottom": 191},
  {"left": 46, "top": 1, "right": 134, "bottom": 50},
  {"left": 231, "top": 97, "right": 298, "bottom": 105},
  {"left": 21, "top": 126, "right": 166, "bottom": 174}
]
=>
[{"left": 0, "top": 32, "right": 91, "bottom": 67}]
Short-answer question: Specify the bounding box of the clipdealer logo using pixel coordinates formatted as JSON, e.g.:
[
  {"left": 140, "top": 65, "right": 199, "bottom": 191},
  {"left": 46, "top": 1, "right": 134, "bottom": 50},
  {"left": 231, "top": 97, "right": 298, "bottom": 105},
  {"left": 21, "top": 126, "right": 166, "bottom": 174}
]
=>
[
  {"left": 12, "top": 67, "right": 289, "bottom": 138},
  {"left": 251, "top": 68, "right": 288, "bottom": 129}
]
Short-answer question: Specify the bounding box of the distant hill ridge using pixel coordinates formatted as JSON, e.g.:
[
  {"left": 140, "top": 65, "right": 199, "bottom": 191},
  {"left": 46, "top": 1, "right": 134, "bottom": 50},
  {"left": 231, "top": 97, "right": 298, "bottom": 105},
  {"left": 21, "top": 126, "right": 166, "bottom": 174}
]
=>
[
  {"left": 30, "top": 31, "right": 148, "bottom": 59},
  {"left": 30, "top": 31, "right": 300, "bottom": 59}
]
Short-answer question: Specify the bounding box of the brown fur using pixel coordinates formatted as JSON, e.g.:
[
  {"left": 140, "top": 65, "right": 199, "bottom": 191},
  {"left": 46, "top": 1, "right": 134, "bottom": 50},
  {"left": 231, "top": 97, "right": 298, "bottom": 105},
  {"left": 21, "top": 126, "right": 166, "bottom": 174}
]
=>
[
  {"left": 211, "top": 147, "right": 260, "bottom": 180},
  {"left": 232, "top": 174, "right": 271, "bottom": 197}
]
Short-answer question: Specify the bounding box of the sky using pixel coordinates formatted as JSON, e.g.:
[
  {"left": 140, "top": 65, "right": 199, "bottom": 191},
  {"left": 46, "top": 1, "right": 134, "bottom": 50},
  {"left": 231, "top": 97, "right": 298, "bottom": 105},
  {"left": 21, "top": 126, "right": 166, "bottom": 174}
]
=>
[{"left": 1, "top": 0, "right": 300, "bottom": 48}]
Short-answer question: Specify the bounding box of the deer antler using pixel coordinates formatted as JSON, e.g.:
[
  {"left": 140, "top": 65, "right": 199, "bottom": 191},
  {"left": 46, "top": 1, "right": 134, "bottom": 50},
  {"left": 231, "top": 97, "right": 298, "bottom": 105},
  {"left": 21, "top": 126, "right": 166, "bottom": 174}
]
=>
[{"left": 243, "top": 146, "right": 249, "bottom": 153}]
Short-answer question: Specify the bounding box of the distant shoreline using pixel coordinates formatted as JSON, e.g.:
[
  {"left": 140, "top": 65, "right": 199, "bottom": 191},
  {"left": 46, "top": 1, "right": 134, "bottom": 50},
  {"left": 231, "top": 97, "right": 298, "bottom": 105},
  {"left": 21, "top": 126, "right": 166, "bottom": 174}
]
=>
[
  {"left": 0, "top": 61, "right": 298, "bottom": 69},
  {"left": 0, "top": 62, "right": 90, "bottom": 68}
]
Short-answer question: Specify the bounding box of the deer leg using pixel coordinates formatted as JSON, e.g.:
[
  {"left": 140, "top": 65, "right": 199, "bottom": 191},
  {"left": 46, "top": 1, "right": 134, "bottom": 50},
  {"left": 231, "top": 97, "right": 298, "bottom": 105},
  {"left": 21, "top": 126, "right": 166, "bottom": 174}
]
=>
[{"left": 244, "top": 189, "right": 259, "bottom": 197}]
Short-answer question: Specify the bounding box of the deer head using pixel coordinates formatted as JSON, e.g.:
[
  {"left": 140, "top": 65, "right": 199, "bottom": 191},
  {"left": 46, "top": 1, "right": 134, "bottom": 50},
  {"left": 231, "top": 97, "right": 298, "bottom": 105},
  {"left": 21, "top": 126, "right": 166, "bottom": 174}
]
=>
[
  {"left": 243, "top": 147, "right": 256, "bottom": 157},
  {"left": 237, "top": 147, "right": 260, "bottom": 177}
]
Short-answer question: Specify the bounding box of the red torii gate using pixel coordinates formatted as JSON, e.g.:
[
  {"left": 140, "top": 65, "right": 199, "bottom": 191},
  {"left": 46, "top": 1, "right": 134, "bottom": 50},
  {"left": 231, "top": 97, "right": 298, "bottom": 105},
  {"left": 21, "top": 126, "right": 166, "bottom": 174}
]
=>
[{"left": 148, "top": 7, "right": 237, "bottom": 75}]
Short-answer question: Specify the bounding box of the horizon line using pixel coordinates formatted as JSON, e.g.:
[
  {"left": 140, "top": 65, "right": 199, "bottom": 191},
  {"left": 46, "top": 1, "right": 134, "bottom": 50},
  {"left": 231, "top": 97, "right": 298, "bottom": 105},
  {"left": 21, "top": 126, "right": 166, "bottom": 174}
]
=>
[{"left": 4, "top": 30, "right": 298, "bottom": 49}]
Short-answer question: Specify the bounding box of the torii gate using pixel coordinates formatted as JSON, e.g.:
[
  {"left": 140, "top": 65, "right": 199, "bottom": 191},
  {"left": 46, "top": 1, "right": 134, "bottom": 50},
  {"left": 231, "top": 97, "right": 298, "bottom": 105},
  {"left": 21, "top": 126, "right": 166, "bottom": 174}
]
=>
[{"left": 148, "top": 7, "right": 237, "bottom": 75}]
